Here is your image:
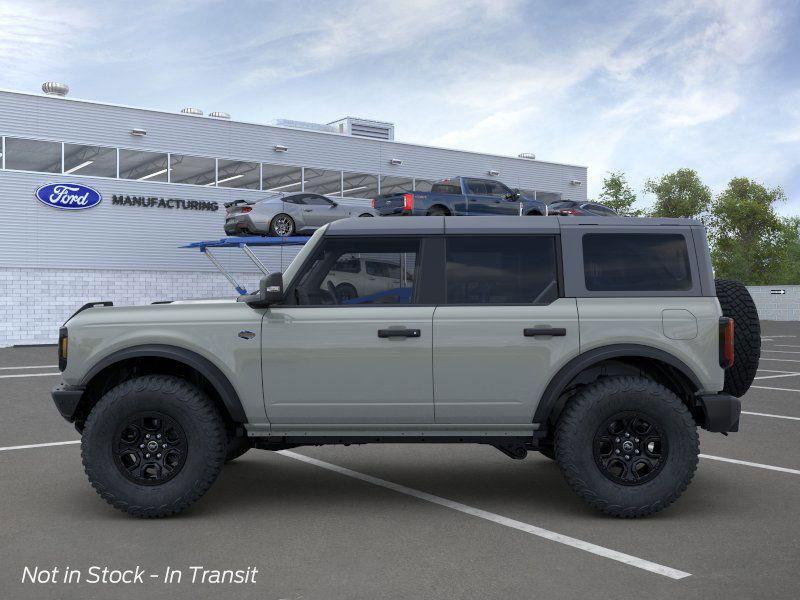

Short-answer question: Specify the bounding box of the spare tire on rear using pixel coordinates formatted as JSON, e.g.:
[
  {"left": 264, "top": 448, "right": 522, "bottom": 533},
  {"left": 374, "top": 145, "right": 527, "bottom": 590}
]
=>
[{"left": 715, "top": 279, "right": 760, "bottom": 397}]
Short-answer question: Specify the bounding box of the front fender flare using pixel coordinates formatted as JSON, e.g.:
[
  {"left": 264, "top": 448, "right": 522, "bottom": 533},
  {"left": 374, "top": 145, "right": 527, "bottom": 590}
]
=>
[{"left": 80, "top": 344, "right": 247, "bottom": 423}]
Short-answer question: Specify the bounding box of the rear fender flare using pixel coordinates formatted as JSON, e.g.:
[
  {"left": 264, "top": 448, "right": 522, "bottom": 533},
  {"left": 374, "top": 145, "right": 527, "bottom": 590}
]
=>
[{"left": 533, "top": 344, "right": 702, "bottom": 425}]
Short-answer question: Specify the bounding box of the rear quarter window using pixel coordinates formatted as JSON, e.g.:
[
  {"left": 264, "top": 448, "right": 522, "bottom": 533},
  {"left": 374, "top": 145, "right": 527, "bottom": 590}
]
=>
[{"left": 583, "top": 233, "right": 692, "bottom": 291}]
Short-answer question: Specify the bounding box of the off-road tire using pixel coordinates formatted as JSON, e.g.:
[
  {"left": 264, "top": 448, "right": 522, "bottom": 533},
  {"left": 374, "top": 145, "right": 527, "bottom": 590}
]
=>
[
  {"left": 555, "top": 376, "right": 699, "bottom": 518},
  {"left": 81, "top": 375, "right": 226, "bottom": 518},
  {"left": 715, "top": 278, "right": 760, "bottom": 397},
  {"left": 225, "top": 435, "right": 251, "bottom": 463}
]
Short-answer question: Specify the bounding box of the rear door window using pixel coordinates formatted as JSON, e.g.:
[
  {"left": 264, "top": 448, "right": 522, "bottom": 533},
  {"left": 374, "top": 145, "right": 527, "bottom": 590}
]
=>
[
  {"left": 582, "top": 233, "right": 692, "bottom": 291},
  {"left": 445, "top": 236, "right": 559, "bottom": 304}
]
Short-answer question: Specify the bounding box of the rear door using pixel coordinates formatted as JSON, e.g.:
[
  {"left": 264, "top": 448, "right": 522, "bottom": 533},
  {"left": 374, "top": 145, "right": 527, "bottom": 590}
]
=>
[
  {"left": 433, "top": 230, "right": 579, "bottom": 424},
  {"left": 262, "top": 235, "right": 437, "bottom": 425},
  {"left": 464, "top": 179, "right": 520, "bottom": 215}
]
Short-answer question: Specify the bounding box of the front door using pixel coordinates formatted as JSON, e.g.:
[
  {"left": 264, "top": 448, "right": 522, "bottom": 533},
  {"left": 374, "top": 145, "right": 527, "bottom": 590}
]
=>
[
  {"left": 300, "top": 194, "right": 346, "bottom": 227},
  {"left": 433, "top": 234, "right": 580, "bottom": 423},
  {"left": 262, "top": 235, "right": 434, "bottom": 425}
]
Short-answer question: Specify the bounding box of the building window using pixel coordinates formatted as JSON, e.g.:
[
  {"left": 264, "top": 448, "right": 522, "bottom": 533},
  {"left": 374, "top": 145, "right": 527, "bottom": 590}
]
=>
[
  {"left": 119, "top": 149, "right": 169, "bottom": 182},
  {"left": 304, "top": 168, "right": 342, "bottom": 196},
  {"left": 342, "top": 172, "right": 379, "bottom": 199},
  {"left": 170, "top": 154, "right": 216, "bottom": 186},
  {"left": 4, "top": 137, "right": 61, "bottom": 173},
  {"left": 217, "top": 159, "right": 260, "bottom": 189},
  {"left": 379, "top": 175, "right": 413, "bottom": 195},
  {"left": 63, "top": 144, "right": 117, "bottom": 177},
  {"left": 262, "top": 163, "right": 302, "bottom": 193},
  {"left": 414, "top": 178, "right": 436, "bottom": 192}
]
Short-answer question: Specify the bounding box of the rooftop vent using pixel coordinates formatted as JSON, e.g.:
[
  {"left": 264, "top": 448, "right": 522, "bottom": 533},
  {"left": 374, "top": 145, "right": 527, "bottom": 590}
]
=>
[
  {"left": 42, "top": 82, "right": 69, "bottom": 96},
  {"left": 209, "top": 111, "right": 230, "bottom": 119},
  {"left": 180, "top": 107, "right": 203, "bottom": 116},
  {"left": 329, "top": 117, "right": 395, "bottom": 141},
  {"left": 518, "top": 152, "right": 536, "bottom": 160},
  {"left": 268, "top": 119, "right": 337, "bottom": 134}
]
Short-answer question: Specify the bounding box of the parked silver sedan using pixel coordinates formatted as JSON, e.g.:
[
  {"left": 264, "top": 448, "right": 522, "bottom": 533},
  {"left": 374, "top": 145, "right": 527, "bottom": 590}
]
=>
[{"left": 224, "top": 192, "right": 378, "bottom": 236}]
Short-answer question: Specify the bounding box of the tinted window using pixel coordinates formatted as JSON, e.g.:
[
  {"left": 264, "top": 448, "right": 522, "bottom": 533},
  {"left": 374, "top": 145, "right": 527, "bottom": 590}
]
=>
[
  {"left": 284, "top": 195, "right": 306, "bottom": 205},
  {"left": 484, "top": 181, "right": 512, "bottom": 197},
  {"left": 585, "top": 203, "right": 616, "bottom": 216},
  {"left": 446, "top": 236, "right": 559, "bottom": 304},
  {"left": 217, "top": 159, "right": 260, "bottom": 189},
  {"left": 583, "top": 233, "right": 692, "bottom": 291},
  {"left": 431, "top": 181, "right": 462, "bottom": 194},
  {"left": 170, "top": 154, "right": 216, "bottom": 186},
  {"left": 294, "top": 238, "right": 419, "bottom": 305},
  {"left": 465, "top": 179, "right": 489, "bottom": 195},
  {"left": 262, "top": 163, "right": 302, "bottom": 193},
  {"left": 303, "top": 194, "right": 333, "bottom": 206}
]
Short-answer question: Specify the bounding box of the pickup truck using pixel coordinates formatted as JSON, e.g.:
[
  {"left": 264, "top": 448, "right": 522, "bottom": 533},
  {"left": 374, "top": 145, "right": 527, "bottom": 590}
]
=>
[{"left": 372, "top": 177, "right": 547, "bottom": 217}]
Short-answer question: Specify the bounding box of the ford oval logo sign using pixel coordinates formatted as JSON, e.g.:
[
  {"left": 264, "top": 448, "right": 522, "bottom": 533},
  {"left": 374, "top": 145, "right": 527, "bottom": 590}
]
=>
[{"left": 35, "top": 183, "right": 102, "bottom": 210}]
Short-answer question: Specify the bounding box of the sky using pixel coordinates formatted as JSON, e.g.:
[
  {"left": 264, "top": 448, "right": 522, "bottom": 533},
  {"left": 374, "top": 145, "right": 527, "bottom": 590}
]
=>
[{"left": 1, "top": 0, "right": 799, "bottom": 213}]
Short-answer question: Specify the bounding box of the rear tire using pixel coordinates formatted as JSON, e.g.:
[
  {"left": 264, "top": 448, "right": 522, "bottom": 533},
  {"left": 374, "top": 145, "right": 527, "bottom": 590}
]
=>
[
  {"left": 715, "top": 278, "right": 760, "bottom": 397},
  {"left": 427, "top": 206, "right": 449, "bottom": 216},
  {"left": 81, "top": 375, "right": 226, "bottom": 518},
  {"left": 555, "top": 376, "right": 698, "bottom": 518},
  {"left": 269, "top": 214, "right": 295, "bottom": 237}
]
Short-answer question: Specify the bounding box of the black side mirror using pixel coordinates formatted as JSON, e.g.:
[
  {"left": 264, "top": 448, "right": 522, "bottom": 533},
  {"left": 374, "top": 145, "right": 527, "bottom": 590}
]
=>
[
  {"left": 330, "top": 201, "right": 338, "bottom": 208},
  {"left": 240, "top": 272, "right": 283, "bottom": 307}
]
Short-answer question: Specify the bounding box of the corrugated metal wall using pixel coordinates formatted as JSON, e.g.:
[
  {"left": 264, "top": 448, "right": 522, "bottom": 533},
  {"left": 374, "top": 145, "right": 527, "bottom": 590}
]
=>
[{"left": 0, "top": 89, "right": 587, "bottom": 273}]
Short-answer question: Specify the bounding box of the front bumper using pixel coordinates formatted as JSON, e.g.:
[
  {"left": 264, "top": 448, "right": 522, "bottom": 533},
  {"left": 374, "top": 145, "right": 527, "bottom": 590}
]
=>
[
  {"left": 697, "top": 392, "right": 741, "bottom": 432},
  {"left": 52, "top": 383, "right": 85, "bottom": 422}
]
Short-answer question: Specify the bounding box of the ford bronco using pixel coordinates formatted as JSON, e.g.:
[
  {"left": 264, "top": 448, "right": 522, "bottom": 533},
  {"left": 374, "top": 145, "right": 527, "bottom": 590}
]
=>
[{"left": 52, "top": 216, "right": 760, "bottom": 518}]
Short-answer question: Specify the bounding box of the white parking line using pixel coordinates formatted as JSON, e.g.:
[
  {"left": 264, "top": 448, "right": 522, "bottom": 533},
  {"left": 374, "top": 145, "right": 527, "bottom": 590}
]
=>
[
  {"left": 751, "top": 385, "right": 800, "bottom": 393},
  {"left": 0, "top": 372, "right": 61, "bottom": 379},
  {"left": 753, "top": 372, "right": 800, "bottom": 380},
  {"left": 0, "top": 440, "right": 80, "bottom": 452},
  {"left": 0, "top": 365, "right": 59, "bottom": 370},
  {"left": 770, "top": 344, "right": 800, "bottom": 349},
  {"left": 759, "top": 357, "right": 800, "bottom": 364},
  {"left": 700, "top": 454, "right": 800, "bottom": 475},
  {"left": 277, "top": 450, "right": 692, "bottom": 580},
  {"left": 762, "top": 350, "right": 800, "bottom": 355},
  {"left": 742, "top": 411, "right": 800, "bottom": 421}
]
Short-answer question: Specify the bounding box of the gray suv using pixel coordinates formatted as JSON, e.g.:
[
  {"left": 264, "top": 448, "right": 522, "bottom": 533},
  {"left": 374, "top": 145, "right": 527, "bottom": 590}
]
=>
[{"left": 52, "top": 217, "right": 760, "bottom": 518}]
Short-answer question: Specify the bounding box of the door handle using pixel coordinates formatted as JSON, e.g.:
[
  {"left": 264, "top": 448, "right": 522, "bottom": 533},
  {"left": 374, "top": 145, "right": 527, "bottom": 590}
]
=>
[
  {"left": 303, "top": 208, "right": 313, "bottom": 212},
  {"left": 524, "top": 327, "right": 566, "bottom": 337},
  {"left": 378, "top": 328, "right": 421, "bottom": 338}
]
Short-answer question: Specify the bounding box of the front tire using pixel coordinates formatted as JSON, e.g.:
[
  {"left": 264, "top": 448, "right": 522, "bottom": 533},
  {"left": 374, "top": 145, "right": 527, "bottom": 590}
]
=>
[
  {"left": 81, "top": 375, "right": 226, "bottom": 518},
  {"left": 555, "top": 376, "right": 698, "bottom": 518}
]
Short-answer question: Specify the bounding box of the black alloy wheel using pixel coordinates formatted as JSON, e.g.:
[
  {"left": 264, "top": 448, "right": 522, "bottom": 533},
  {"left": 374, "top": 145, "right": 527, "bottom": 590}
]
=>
[
  {"left": 593, "top": 411, "right": 667, "bottom": 485},
  {"left": 114, "top": 412, "right": 187, "bottom": 485}
]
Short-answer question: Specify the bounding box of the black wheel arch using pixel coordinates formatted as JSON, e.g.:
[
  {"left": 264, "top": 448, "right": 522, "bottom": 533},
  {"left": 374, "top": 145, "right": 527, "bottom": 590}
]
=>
[
  {"left": 76, "top": 345, "right": 247, "bottom": 428},
  {"left": 533, "top": 344, "right": 702, "bottom": 430}
]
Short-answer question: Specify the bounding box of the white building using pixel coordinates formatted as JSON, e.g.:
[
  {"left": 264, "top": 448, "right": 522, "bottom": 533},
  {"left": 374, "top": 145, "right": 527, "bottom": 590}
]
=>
[{"left": 0, "top": 85, "right": 588, "bottom": 346}]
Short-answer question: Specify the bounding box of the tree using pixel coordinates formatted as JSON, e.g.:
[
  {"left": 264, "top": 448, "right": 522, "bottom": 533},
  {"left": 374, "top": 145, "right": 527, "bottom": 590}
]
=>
[
  {"left": 598, "top": 171, "right": 642, "bottom": 216},
  {"left": 709, "top": 177, "right": 795, "bottom": 284},
  {"left": 644, "top": 168, "right": 711, "bottom": 219}
]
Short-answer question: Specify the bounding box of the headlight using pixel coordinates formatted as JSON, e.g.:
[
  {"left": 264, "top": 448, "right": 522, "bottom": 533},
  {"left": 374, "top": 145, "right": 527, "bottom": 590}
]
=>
[{"left": 58, "top": 327, "right": 68, "bottom": 371}]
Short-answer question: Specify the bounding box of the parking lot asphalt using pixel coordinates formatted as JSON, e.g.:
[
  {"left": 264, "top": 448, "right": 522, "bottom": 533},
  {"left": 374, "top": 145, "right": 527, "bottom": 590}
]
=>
[{"left": 1, "top": 321, "right": 799, "bottom": 600}]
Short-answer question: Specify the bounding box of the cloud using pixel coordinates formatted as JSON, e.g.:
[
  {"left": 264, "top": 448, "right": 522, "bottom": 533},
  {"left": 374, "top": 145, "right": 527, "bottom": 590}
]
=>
[{"left": 0, "top": 1, "right": 90, "bottom": 82}]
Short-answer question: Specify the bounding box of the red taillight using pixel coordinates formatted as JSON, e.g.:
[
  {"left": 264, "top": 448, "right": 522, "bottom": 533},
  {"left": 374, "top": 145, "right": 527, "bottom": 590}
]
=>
[
  {"left": 241, "top": 207, "right": 252, "bottom": 213},
  {"left": 402, "top": 193, "right": 414, "bottom": 211},
  {"left": 371, "top": 198, "right": 377, "bottom": 209},
  {"left": 719, "top": 317, "right": 734, "bottom": 368}
]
